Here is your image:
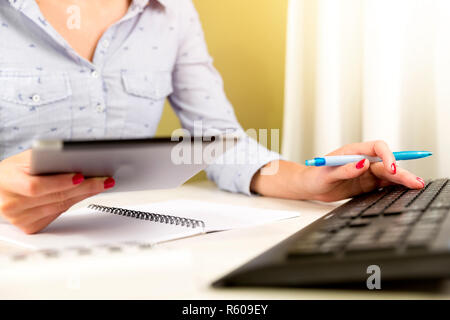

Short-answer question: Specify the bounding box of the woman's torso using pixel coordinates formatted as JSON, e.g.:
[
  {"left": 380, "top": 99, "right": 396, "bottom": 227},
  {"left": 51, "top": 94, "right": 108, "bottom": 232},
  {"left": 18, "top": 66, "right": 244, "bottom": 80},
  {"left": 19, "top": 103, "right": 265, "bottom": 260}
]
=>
[{"left": 0, "top": 0, "right": 178, "bottom": 160}]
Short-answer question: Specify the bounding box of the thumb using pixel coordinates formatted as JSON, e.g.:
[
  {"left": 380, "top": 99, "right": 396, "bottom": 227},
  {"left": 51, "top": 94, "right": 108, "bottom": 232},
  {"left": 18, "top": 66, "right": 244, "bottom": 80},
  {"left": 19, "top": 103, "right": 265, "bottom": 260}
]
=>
[{"left": 327, "top": 159, "right": 370, "bottom": 183}]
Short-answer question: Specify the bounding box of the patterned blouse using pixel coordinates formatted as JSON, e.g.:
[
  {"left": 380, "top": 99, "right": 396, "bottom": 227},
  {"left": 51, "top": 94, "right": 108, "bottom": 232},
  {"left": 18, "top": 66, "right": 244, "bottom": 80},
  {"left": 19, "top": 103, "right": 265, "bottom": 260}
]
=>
[{"left": 0, "top": 0, "right": 280, "bottom": 194}]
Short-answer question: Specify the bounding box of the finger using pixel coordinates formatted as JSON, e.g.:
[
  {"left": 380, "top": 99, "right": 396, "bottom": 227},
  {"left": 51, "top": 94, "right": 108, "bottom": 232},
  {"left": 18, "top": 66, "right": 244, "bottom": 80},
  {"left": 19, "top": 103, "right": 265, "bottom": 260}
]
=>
[
  {"left": 379, "top": 180, "right": 396, "bottom": 188},
  {"left": 13, "top": 192, "right": 100, "bottom": 234},
  {"left": 0, "top": 150, "right": 89, "bottom": 196},
  {"left": 2, "top": 172, "right": 86, "bottom": 198},
  {"left": 326, "top": 158, "right": 371, "bottom": 183},
  {"left": 19, "top": 212, "right": 64, "bottom": 235},
  {"left": 372, "top": 140, "right": 397, "bottom": 175},
  {"left": 327, "top": 140, "right": 397, "bottom": 175},
  {"left": 369, "top": 163, "right": 424, "bottom": 189},
  {"left": 8, "top": 177, "right": 113, "bottom": 214}
]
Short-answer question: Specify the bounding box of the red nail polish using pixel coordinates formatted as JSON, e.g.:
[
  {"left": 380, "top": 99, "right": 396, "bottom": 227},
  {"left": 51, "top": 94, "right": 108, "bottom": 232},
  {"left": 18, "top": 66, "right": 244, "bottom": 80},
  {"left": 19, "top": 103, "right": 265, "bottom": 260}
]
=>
[
  {"left": 356, "top": 159, "right": 366, "bottom": 169},
  {"left": 104, "top": 178, "right": 115, "bottom": 189},
  {"left": 72, "top": 174, "right": 84, "bottom": 185},
  {"left": 391, "top": 163, "right": 397, "bottom": 174},
  {"left": 416, "top": 177, "right": 425, "bottom": 188}
]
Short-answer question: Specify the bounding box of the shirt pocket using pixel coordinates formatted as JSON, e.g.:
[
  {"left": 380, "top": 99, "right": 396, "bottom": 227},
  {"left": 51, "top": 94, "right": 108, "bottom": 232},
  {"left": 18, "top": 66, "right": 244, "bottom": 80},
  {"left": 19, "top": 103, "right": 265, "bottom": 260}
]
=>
[
  {"left": 0, "top": 71, "right": 73, "bottom": 147},
  {"left": 120, "top": 71, "right": 173, "bottom": 138},
  {"left": 122, "top": 71, "right": 173, "bottom": 100}
]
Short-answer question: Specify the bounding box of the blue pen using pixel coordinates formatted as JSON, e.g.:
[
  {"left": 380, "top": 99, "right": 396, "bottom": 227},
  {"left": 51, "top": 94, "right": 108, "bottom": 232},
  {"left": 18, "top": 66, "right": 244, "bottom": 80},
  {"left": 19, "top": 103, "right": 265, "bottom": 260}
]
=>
[{"left": 305, "top": 151, "right": 433, "bottom": 167}]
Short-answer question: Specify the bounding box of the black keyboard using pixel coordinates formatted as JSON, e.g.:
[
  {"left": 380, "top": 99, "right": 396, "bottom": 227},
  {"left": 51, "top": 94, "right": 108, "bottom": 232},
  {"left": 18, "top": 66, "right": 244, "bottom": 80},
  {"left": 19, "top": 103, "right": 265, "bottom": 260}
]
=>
[{"left": 214, "top": 179, "right": 450, "bottom": 288}]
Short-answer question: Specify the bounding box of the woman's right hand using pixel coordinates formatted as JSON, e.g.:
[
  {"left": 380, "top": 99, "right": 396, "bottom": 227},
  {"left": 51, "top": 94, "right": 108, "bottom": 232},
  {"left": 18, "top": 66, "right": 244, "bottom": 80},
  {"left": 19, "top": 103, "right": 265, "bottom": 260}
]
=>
[{"left": 0, "top": 150, "right": 115, "bottom": 234}]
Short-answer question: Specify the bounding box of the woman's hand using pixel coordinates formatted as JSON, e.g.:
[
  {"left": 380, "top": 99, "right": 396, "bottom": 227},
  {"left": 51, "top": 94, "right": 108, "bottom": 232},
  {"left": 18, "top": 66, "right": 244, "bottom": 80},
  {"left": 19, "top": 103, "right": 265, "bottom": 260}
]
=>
[
  {"left": 0, "top": 150, "right": 115, "bottom": 234},
  {"left": 251, "top": 140, "right": 425, "bottom": 202}
]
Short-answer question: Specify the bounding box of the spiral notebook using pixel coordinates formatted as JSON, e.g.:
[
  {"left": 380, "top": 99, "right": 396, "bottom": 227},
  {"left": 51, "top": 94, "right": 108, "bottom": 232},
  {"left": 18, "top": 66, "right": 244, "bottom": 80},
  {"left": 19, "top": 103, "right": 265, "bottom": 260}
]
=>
[{"left": 0, "top": 200, "right": 300, "bottom": 251}]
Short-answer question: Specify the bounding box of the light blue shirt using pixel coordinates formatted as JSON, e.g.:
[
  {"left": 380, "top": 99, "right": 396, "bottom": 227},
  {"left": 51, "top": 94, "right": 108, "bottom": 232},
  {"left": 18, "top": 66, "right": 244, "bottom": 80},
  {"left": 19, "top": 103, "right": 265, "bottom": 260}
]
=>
[{"left": 0, "top": 0, "right": 280, "bottom": 195}]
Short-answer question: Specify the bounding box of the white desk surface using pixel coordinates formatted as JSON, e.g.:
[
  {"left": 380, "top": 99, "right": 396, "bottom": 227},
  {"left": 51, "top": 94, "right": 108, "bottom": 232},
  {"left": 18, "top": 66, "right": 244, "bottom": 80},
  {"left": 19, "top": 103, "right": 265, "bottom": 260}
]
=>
[{"left": 0, "top": 181, "right": 449, "bottom": 299}]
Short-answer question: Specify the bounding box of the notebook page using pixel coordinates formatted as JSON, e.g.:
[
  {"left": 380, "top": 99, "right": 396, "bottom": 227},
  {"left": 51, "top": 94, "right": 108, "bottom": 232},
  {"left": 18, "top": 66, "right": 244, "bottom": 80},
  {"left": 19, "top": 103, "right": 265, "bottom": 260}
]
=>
[
  {"left": 0, "top": 206, "right": 202, "bottom": 250},
  {"left": 0, "top": 200, "right": 300, "bottom": 250},
  {"left": 126, "top": 200, "right": 300, "bottom": 232}
]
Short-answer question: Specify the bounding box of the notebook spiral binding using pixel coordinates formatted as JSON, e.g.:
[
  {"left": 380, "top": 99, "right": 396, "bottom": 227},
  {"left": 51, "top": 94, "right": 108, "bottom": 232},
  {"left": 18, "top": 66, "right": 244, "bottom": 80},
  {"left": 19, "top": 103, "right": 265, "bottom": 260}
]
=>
[
  {"left": 2, "top": 205, "right": 207, "bottom": 264},
  {"left": 87, "top": 204, "right": 206, "bottom": 230}
]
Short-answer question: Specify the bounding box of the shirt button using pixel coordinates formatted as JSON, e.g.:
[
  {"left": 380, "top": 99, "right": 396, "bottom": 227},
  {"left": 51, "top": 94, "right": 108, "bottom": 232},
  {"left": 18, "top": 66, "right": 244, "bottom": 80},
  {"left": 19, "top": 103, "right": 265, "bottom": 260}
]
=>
[
  {"left": 96, "top": 104, "right": 105, "bottom": 113},
  {"left": 31, "top": 94, "right": 41, "bottom": 103},
  {"left": 101, "top": 40, "right": 110, "bottom": 49},
  {"left": 91, "top": 70, "right": 99, "bottom": 78}
]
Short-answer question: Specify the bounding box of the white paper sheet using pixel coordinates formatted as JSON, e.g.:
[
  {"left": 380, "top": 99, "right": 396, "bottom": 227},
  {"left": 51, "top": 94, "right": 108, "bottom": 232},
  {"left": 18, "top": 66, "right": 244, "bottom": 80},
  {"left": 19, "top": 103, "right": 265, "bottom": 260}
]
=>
[{"left": 0, "top": 200, "right": 300, "bottom": 250}]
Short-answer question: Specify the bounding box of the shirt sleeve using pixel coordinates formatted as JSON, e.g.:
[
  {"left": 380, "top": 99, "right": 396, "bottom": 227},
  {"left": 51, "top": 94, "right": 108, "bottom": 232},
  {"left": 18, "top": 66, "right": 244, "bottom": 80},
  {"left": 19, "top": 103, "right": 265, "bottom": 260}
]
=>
[{"left": 168, "top": 0, "right": 280, "bottom": 195}]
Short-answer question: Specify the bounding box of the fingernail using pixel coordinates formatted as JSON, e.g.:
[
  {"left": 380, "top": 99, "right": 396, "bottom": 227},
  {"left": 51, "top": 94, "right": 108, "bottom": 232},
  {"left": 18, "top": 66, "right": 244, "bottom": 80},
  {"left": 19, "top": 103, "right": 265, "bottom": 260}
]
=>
[
  {"left": 72, "top": 174, "right": 84, "bottom": 185},
  {"left": 104, "top": 178, "right": 115, "bottom": 189},
  {"left": 391, "top": 163, "right": 397, "bottom": 174},
  {"left": 416, "top": 177, "right": 425, "bottom": 188},
  {"left": 356, "top": 159, "right": 366, "bottom": 169}
]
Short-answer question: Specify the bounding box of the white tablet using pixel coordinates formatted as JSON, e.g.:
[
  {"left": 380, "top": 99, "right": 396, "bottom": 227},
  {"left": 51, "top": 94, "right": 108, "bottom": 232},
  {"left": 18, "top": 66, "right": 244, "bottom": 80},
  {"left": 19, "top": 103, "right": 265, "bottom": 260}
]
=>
[{"left": 30, "top": 136, "right": 240, "bottom": 192}]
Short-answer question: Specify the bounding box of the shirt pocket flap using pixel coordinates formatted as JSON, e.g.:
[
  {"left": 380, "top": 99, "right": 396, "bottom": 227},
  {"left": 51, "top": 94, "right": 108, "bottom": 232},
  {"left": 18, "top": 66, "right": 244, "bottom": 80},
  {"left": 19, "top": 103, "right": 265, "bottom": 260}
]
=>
[
  {"left": 122, "top": 72, "right": 173, "bottom": 100},
  {"left": 0, "top": 72, "right": 72, "bottom": 106}
]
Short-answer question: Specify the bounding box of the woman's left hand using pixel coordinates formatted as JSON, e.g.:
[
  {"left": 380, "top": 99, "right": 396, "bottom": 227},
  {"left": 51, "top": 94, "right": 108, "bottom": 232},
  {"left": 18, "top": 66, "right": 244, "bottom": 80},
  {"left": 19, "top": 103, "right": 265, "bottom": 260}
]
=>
[{"left": 251, "top": 140, "right": 426, "bottom": 202}]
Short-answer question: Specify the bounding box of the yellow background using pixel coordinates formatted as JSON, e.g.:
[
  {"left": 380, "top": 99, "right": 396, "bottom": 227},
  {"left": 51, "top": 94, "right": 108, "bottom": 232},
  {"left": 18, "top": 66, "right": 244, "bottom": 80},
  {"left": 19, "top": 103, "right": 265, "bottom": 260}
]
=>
[{"left": 156, "top": 0, "right": 288, "bottom": 180}]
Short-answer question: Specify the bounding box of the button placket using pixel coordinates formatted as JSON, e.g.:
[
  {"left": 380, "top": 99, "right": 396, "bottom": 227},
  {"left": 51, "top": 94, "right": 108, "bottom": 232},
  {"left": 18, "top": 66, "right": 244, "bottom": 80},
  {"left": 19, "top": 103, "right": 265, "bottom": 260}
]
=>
[
  {"left": 90, "top": 70, "right": 104, "bottom": 113},
  {"left": 86, "top": 67, "right": 107, "bottom": 137}
]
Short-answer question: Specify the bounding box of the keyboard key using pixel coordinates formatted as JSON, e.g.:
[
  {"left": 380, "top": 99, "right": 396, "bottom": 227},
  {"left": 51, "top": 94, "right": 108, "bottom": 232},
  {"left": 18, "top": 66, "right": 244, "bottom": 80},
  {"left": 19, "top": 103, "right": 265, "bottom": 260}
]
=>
[
  {"left": 405, "top": 223, "right": 438, "bottom": 248},
  {"left": 289, "top": 231, "right": 334, "bottom": 254},
  {"left": 362, "top": 188, "right": 406, "bottom": 217},
  {"left": 430, "top": 180, "right": 450, "bottom": 209},
  {"left": 377, "top": 226, "right": 408, "bottom": 244},
  {"left": 347, "top": 239, "right": 396, "bottom": 251},
  {"left": 384, "top": 189, "right": 423, "bottom": 214},
  {"left": 288, "top": 234, "right": 339, "bottom": 257},
  {"left": 319, "top": 219, "right": 349, "bottom": 233},
  {"left": 406, "top": 233, "right": 435, "bottom": 248},
  {"left": 346, "top": 227, "right": 381, "bottom": 251},
  {"left": 384, "top": 225, "right": 409, "bottom": 235},
  {"left": 407, "top": 180, "right": 448, "bottom": 211},
  {"left": 338, "top": 208, "right": 364, "bottom": 219},
  {"left": 349, "top": 218, "right": 372, "bottom": 227},
  {"left": 304, "top": 232, "right": 330, "bottom": 243},
  {"left": 288, "top": 238, "right": 324, "bottom": 251},
  {"left": 360, "top": 210, "right": 382, "bottom": 218},
  {"left": 316, "top": 229, "right": 356, "bottom": 253},
  {"left": 413, "top": 221, "right": 440, "bottom": 231},
  {"left": 290, "top": 242, "right": 321, "bottom": 253},
  {"left": 337, "top": 190, "right": 389, "bottom": 219},
  {"left": 348, "top": 225, "right": 409, "bottom": 252},
  {"left": 419, "top": 208, "right": 448, "bottom": 223},
  {"left": 319, "top": 242, "right": 345, "bottom": 253},
  {"left": 395, "top": 211, "right": 422, "bottom": 225},
  {"left": 327, "top": 229, "right": 355, "bottom": 246}
]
